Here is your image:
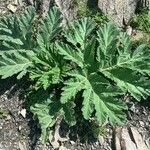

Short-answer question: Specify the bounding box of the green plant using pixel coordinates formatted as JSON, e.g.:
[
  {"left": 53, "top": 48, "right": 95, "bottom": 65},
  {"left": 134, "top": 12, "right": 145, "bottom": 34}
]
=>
[
  {"left": 131, "top": 9, "right": 150, "bottom": 33},
  {"left": 74, "top": 0, "right": 87, "bottom": 17},
  {"left": 74, "top": 0, "right": 108, "bottom": 24},
  {"left": 0, "top": 7, "right": 150, "bottom": 142},
  {"left": 0, "top": 6, "right": 35, "bottom": 79},
  {"left": 0, "top": 108, "right": 9, "bottom": 118}
]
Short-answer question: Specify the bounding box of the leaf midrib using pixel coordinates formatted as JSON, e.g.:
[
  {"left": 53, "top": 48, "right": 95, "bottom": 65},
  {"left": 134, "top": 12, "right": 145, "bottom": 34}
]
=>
[{"left": 99, "top": 57, "right": 141, "bottom": 72}]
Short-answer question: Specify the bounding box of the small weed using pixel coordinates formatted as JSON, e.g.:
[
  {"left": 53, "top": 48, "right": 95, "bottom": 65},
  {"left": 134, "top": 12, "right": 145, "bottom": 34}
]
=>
[
  {"left": 0, "top": 108, "right": 9, "bottom": 118},
  {"left": 74, "top": 0, "right": 108, "bottom": 24},
  {"left": 131, "top": 9, "right": 150, "bottom": 33}
]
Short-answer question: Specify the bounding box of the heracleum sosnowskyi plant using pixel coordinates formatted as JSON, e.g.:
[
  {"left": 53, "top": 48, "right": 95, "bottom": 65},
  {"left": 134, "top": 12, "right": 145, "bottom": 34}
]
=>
[{"left": 0, "top": 6, "right": 150, "bottom": 142}]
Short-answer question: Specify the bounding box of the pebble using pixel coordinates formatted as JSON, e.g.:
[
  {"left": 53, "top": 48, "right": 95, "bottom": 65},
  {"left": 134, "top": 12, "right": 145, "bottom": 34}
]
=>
[
  {"left": 6, "top": 115, "right": 11, "bottom": 120},
  {"left": 148, "top": 116, "right": 150, "bottom": 122},
  {"left": 95, "top": 141, "right": 99, "bottom": 146},
  {"left": 139, "top": 121, "right": 145, "bottom": 127},
  {"left": 145, "top": 122, "right": 149, "bottom": 126},
  {"left": 18, "top": 125, "right": 22, "bottom": 131},
  {"left": 19, "top": 109, "right": 26, "bottom": 118},
  {"left": 98, "top": 135, "right": 105, "bottom": 145},
  {"left": 70, "top": 140, "right": 75, "bottom": 145},
  {"left": 13, "top": 0, "right": 19, "bottom": 5},
  {"left": 7, "top": 4, "right": 17, "bottom": 13},
  {"left": 129, "top": 103, "right": 135, "bottom": 112},
  {"left": 138, "top": 127, "right": 144, "bottom": 134},
  {"left": 0, "top": 143, "right": 4, "bottom": 149},
  {"left": 91, "top": 145, "right": 96, "bottom": 149}
]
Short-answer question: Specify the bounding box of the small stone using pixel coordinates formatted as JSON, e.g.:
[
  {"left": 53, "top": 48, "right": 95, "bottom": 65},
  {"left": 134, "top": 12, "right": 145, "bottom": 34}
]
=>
[
  {"left": 7, "top": 4, "right": 17, "bottom": 13},
  {"left": 121, "top": 127, "right": 137, "bottom": 150},
  {"left": 126, "top": 26, "right": 133, "bottom": 36},
  {"left": 145, "top": 122, "right": 149, "bottom": 126},
  {"left": 91, "top": 145, "right": 95, "bottom": 149},
  {"left": 130, "top": 104, "right": 135, "bottom": 112},
  {"left": 13, "top": 0, "right": 19, "bottom": 5},
  {"left": 130, "top": 127, "right": 149, "bottom": 150},
  {"left": 6, "top": 115, "right": 11, "bottom": 120},
  {"left": 139, "top": 121, "right": 145, "bottom": 127},
  {"left": 0, "top": 143, "right": 4, "bottom": 149},
  {"left": 18, "top": 141, "right": 27, "bottom": 150},
  {"left": 19, "top": 109, "right": 26, "bottom": 118},
  {"left": 98, "top": 135, "right": 105, "bottom": 145},
  {"left": 51, "top": 141, "right": 59, "bottom": 149},
  {"left": 18, "top": 125, "right": 22, "bottom": 131},
  {"left": 138, "top": 127, "right": 144, "bottom": 133},
  {"left": 148, "top": 116, "right": 150, "bottom": 122},
  {"left": 95, "top": 141, "right": 99, "bottom": 146},
  {"left": 142, "top": 107, "right": 147, "bottom": 115},
  {"left": 59, "top": 145, "right": 70, "bottom": 150},
  {"left": 70, "top": 140, "right": 75, "bottom": 145},
  {"left": 27, "top": 0, "right": 34, "bottom": 5},
  {"left": 114, "top": 127, "right": 122, "bottom": 150}
]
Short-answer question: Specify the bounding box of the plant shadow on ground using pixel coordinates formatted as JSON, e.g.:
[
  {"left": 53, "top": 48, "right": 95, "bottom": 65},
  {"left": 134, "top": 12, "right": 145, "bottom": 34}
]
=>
[
  {"left": 26, "top": 112, "right": 41, "bottom": 150},
  {"left": 0, "top": 77, "right": 41, "bottom": 149},
  {"left": 0, "top": 77, "right": 150, "bottom": 149},
  {"left": 0, "top": 77, "right": 17, "bottom": 95},
  {"left": 0, "top": 77, "right": 104, "bottom": 149},
  {"left": 60, "top": 120, "right": 98, "bottom": 143}
]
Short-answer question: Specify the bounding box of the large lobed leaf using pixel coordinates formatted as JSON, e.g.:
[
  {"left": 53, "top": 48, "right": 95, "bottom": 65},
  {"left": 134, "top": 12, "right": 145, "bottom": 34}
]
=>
[
  {"left": 97, "top": 26, "right": 150, "bottom": 101},
  {"left": 56, "top": 42, "right": 84, "bottom": 68},
  {"left": 0, "top": 50, "right": 34, "bottom": 79},
  {"left": 64, "top": 18, "right": 96, "bottom": 50},
  {"left": 0, "top": 6, "right": 36, "bottom": 79},
  {"left": 0, "top": 6, "right": 62, "bottom": 81},
  {"left": 37, "top": 7, "right": 62, "bottom": 49},
  {"left": 30, "top": 91, "right": 76, "bottom": 142},
  {"left": 60, "top": 70, "right": 126, "bottom": 125},
  {"left": 0, "top": 6, "right": 35, "bottom": 50},
  {"left": 30, "top": 7, "right": 64, "bottom": 89},
  {"left": 57, "top": 19, "right": 150, "bottom": 125},
  {"left": 31, "top": 103, "right": 55, "bottom": 142}
]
